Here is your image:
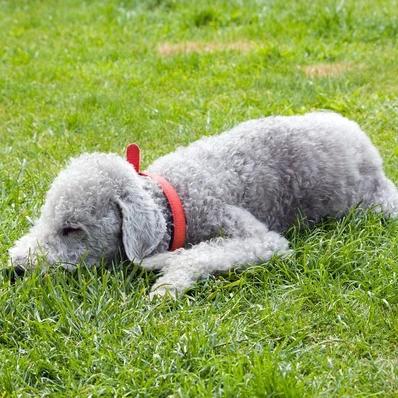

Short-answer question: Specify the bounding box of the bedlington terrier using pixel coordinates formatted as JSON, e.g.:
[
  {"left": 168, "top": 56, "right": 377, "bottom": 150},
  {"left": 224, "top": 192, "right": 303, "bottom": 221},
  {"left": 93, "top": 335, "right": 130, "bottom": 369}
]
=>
[{"left": 9, "top": 112, "right": 398, "bottom": 298}]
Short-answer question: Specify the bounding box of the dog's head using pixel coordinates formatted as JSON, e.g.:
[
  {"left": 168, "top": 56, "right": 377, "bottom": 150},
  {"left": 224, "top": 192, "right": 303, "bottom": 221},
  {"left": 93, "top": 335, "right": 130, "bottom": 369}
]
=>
[{"left": 9, "top": 153, "right": 166, "bottom": 272}]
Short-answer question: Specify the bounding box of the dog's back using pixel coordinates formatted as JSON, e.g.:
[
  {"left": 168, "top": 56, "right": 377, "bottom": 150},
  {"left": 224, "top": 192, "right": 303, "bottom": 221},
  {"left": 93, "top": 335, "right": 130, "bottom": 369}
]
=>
[{"left": 149, "top": 112, "right": 384, "bottom": 232}]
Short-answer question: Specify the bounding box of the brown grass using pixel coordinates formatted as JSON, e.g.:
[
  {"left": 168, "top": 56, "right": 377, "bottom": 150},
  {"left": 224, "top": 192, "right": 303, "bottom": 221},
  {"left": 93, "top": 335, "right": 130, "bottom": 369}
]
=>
[
  {"left": 157, "top": 40, "right": 256, "bottom": 56},
  {"left": 303, "top": 62, "right": 351, "bottom": 78}
]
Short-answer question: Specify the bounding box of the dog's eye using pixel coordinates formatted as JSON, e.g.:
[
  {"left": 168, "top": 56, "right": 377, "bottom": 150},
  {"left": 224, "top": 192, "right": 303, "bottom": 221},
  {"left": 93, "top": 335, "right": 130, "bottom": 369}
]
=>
[{"left": 62, "top": 226, "right": 82, "bottom": 236}]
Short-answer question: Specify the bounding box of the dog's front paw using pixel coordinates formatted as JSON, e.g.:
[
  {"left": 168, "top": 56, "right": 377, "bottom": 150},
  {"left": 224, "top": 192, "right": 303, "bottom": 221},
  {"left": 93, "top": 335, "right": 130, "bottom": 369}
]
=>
[
  {"left": 149, "top": 284, "right": 179, "bottom": 301},
  {"left": 149, "top": 265, "right": 194, "bottom": 300}
]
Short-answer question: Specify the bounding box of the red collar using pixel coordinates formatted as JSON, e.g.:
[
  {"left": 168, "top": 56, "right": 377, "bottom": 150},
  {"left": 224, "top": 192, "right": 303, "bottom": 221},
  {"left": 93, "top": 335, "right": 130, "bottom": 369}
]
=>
[{"left": 126, "top": 143, "right": 186, "bottom": 251}]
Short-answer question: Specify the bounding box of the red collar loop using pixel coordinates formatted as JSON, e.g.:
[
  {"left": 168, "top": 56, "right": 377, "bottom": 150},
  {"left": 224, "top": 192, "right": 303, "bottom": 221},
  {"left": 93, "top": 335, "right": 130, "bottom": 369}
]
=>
[{"left": 126, "top": 144, "right": 186, "bottom": 251}]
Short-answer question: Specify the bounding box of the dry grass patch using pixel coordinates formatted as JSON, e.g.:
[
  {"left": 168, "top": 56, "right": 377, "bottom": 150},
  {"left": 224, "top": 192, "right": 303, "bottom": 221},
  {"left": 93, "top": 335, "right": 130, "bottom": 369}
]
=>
[
  {"left": 303, "top": 62, "right": 351, "bottom": 78},
  {"left": 157, "top": 40, "right": 256, "bottom": 56}
]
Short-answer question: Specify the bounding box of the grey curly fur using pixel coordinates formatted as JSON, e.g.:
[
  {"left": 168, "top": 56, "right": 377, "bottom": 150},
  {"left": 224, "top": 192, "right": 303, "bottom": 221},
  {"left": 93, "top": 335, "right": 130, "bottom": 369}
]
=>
[{"left": 9, "top": 112, "right": 398, "bottom": 298}]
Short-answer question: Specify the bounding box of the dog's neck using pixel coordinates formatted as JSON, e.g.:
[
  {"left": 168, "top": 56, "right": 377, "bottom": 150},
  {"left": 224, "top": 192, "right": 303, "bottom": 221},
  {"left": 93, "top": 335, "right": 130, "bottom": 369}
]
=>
[{"left": 141, "top": 176, "right": 173, "bottom": 254}]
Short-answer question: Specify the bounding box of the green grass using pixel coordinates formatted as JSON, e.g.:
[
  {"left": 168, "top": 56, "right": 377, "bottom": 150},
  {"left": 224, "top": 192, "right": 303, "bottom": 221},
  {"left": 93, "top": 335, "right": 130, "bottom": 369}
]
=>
[{"left": 1, "top": 0, "right": 398, "bottom": 395}]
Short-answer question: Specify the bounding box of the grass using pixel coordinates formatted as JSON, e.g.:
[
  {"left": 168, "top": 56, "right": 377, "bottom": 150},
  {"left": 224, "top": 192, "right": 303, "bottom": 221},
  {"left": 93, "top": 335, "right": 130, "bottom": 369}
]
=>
[{"left": 1, "top": 0, "right": 398, "bottom": 395}]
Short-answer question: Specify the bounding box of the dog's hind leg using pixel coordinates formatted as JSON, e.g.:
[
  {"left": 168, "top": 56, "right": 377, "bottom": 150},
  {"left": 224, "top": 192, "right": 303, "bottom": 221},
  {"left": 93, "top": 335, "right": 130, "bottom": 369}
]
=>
[
  {"left": 366, "top": 177, "right": 398, "bottom": 218},
  {"left": 145, "top": 205, "right": 290, "bottom": 299}
]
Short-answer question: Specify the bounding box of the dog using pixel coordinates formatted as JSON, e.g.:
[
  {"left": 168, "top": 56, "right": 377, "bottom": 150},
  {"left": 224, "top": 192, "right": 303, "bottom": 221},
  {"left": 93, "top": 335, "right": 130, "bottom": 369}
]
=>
[{"left": 9, "top": 112, "right": 398, "bottom": 298}]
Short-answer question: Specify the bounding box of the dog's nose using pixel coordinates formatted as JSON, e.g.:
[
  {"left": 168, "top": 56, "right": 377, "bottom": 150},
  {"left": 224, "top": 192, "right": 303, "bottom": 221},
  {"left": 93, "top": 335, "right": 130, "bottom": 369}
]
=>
[
  {"left": 5, "top": 265, "right": 26, "bottom": 284},
  {"left": 14, "top": 266, "right": 26, "bottom": 277}
]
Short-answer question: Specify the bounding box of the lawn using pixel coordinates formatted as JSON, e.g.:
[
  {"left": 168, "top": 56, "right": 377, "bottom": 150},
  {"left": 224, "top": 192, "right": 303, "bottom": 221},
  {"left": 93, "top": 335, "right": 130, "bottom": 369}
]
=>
[{"left": 1, "top": 0, "right": 398, "bottom": 396}]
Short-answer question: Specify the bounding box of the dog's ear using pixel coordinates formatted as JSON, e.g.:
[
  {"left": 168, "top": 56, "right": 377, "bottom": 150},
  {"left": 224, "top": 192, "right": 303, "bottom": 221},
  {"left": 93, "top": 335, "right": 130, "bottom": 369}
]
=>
[{"left": 116, "top": 188, "right": 166, "bottom": 262}]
